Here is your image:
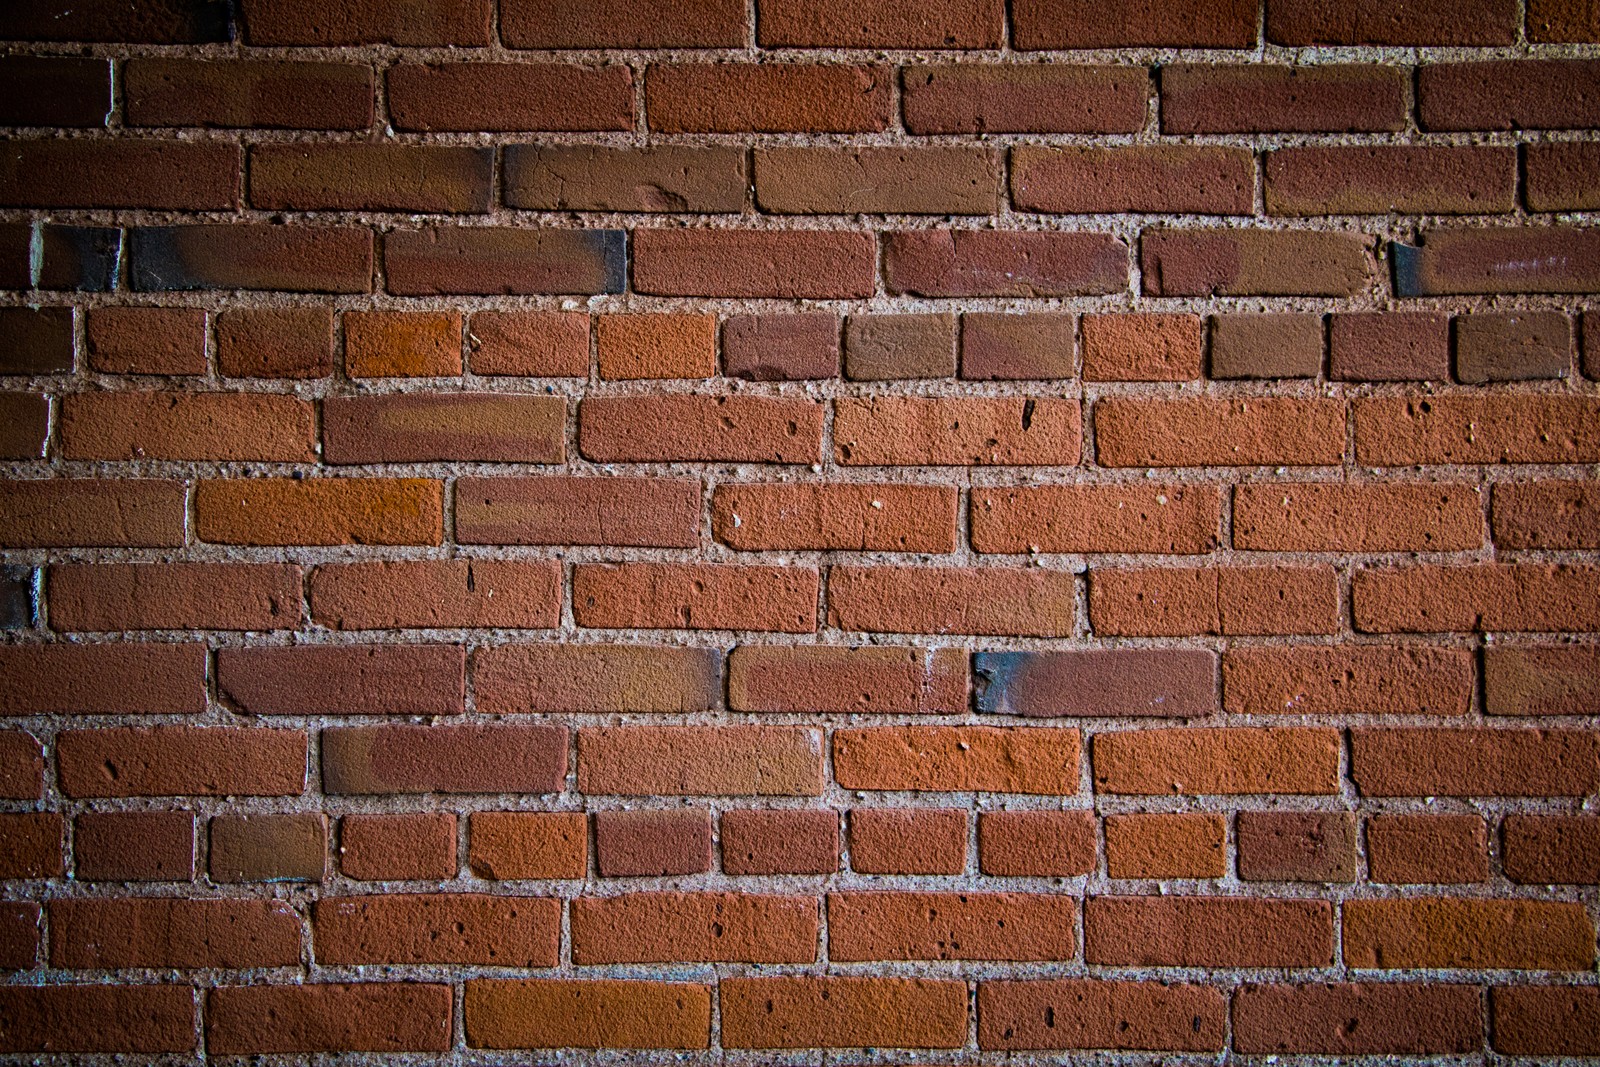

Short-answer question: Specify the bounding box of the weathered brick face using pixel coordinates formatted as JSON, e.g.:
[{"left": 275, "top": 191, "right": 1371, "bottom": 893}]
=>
[{"left": 0, "top": 0, "right": 1597, "bottom": 1060}]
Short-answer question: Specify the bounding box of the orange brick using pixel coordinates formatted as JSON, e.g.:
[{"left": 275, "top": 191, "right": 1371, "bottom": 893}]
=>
[
  {"left": 1094, "top": 728, "right": 1340, "bottom": 795},
  {"left": 834, "top": 726, "right": 1079, "bottom": 794},
  {"left": 196, "top": 478, "right": 443, "bottom": 546},
  {"left": 574, "top": 562, "right": 818, "bottom": 633},
  {"left": 979, "top": 979, "right": 1227, "bottom": 1052},
  {"left": 978, "top": 810, "right": 1096, "bottom": 877},
  {"left": 834, "top": 396, "right": 1080, "bottom": 465},
  {"left": 596, "top": 313, "right": 715, "bottom": 379},
  {"left": 59, "top": 392, "right": 315, "bottom": 461},
  {"left": 1105, "top": 812, "right": 1226, "bottom": 878},
  {"left": 468, "top": 310, "right": 588, "bottom": 376},
  {"left": 721, "top": 976, "right": 966, "bottom": 1049},
  {"left": 830, "top": 891, "right": 1075, "bottom": 960},
  {"left": 49, "top": 562, "right": 302, "bottom": 631},
  {"left": 1354, "top": 563, "right": 1600, "bottom": 633},
  {"left": 712, "top": 482, "right": 959, "bottom": 552},
  {"left": 1223, "top": 646, "right": 1475, "bottom": 716},
  {"left": 849, "top": 808, "right": 967, "bottom": 874},
  {"left": 310, "top": 560, "right": 560, "bottom": 629},
  {"left": 1493, "top": 481, "right": 1600, "bottom": 549},
  {"left": 457, "top": 475, "right": 700, "bottom": 548},
  {"left": 1367, "top": 814, "right": 1488, "bottom": 884},
  {"left": 828, "top": 565, "right": 1075, "bottom": 637},
  {"left": 727, "top": 645, "right": 967, "bottom": 714},
  {"left": 344, "top": 310, "right": 462, "bottom": 377},
  {"left": 572, "top": 892, "right": 817, "bottom": 963},
  {"left": 972, "top": 484, "right": 1221, "bottom": 554},
  {"left": 1344, "top": 898, "right": 1594, "bottom": 970},
  {"left": 340, "top": 813, "right": 456, "bottom": 881},
  {"left": 1090, "top": 565, "right": 1337, "bottom": 636},
  {"left": 1234, "top": 482, "right": 1484, "bottom": 551},
  {"left": 1086, "top": 896, "right": 1334, "bottom": 967},
  {"left": 466, "top": 979, "right": 711, "bottom": 1050},
  {"left": 469, "top": 811, "right": 586, "bottom": 880},
  {"left": 314, "top": 894, "right": 559, "bottom": 966},
  {"left": 1355, "top": 395, "right": 1600, "bottom": 464},
  {"left": 577, "top": 726, "right": 823, "bottom": 796},
  {"left": 1097, "top": 397, "right": 1346, "bottom": 467},
  {"left": 1350, "top": 728, "right": 1600, "bottom": 796},
  {"left": 205, "top": 984, "right": 452, "bottom": 1055},
  {"left": 1080, "top": 312, "right": 1203, "bottom": 381}
]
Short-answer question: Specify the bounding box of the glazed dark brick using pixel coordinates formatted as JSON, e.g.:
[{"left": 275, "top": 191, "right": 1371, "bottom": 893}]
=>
[
  {"left": 0, "top": 56, "right": 110, "bottom": 127},
  {"left": 0, "top": 307, "right": 73, "bottom": 374},
  {"left": 130, "top": 225, "right": 373, "bottom": 293},
  {"left": 0, "top": 395, "right": 47, "bottom": 460},
  {"left": 0, "top": 567, "right": 32, "bottom": 628},
  {"left": 32, "top": 225, "right": 119, "bottom": 292},
  {"left": 975, "top": 650, "right": 1217, "bottom": 718},
  {"left": 385, "top": 228, "right": 624, "bottom": 295},
  {"left": 6, "top": 0, "right": 231, "bottom": 43}
]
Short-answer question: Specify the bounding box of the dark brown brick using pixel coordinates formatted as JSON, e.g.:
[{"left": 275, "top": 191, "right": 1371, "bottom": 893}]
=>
[
  {"left": 905, "top": 64, "right": 1147, "bottom": 134},
  {"left": 1142, "top": 229, "right": 1375, "bottom": 296},
  {"left": 6, "top": 0, "right": 230, "bottom": 41},
  {"left": 126, "top": 58, "right": 373, "bottom": 129},
  {"left": 385, "top": 228, "right": 623, "bottom": 296},
  {"left": 250, "top": 144, "right": 492, "bottom": 213},
  {"left": 324, "top": 395, "right": 563, "bottom": 463},
  {"left": 88, "top": 307, "right": 208, "bottom": 376},
  {"left": 1494, "top": 986, "right": 1600, "bottom": 1056},
  {"left": 1267, "top": 0, "right": 1515, "bottom": 44},
  {"left": 758, "top": 0, "right": 1002, "bottom": 47},
  {"left": 756, "top": 147, "right": 999, "bottom": 215},
  {"left": 1485, "top": 645, "right": 1600, "bottom": 716},
  {"left": 1266, "top": 146, "right": 1515, "bottom": 216},
  {"left": 580, "top": 395, "right": 824, "bottom": 463},
  {"left": 505, "top": 145, "right": 746, "bottom": 213},
  {"left": 0, "top": 986, "right": 196, "bottom": 1053},
  {"left": 74, "top": 810, "right": 194, "bottom": 881},
  {"left": 961, "top": 312, "right": 1075, "bottom": 380},
  {"left": 0, "top": 903, "right": 38, "bottom": 970},
  {"left": 1237, "top": 811, "right": 1356, "bottom": 883},
  {"left": 649, "top": 63, "right": 892, "bottom": 134},
  {"left": 1393, "top": 227, "right": 1600, "bottom": 296},
  {"left": 0, "top": 56, "right": 110, "bottom": 127},
  {"left": 51, "top": 897, "right": 301, "bottom": 968},
  {"left": 0, "top": 140, "right": 237, "bottom": 210},
  {"left": 210, "top": 813, "right": 326, "bottom": 882},
  {"left": 1420, "top": 59, "right": 1600, "bottom": 131},
  {"left": 595, "top": 809, "right": 712, "bottom": 877},
  {"left": 887, "top": 230, "right": 1128, "bottom": 297},
  {"left": 0, "top": 813, "right": 62, "bottom": 879},
  {"left": 844, "top": 313, "right": 956, "bottom": 380},
  {"left": 1162, "top": 63, "right": 1405, "bottom": 133},
  {"left": 0, "top": 644, "right": 205, "bottom": 716},
  {"left": 388, "top": 62, "right": 632, "bottom": 132},
  {"left": 1367, "top": 814, "right": 1488, "bottom": 884},
  {"left": 0, "top": 394, "right": 46, "bottom": 460},
  {"left": 975, "top": 650, "right": 1217, "bottom": 718},
  {"left": 633, "top": 229, "right": 874, "bottom": 299},
  {"left": 0, "top": 479, "right": 185, "bottom": 548},
  {"left": 1013, "top": 145, "right": 1253, "bottom": 215},
  {"left": 1456, "top": 311, "right": 1571, "bottom": 382},
  {"left": 321, "top": 723, "right": 567, "bottom": 795},
  {"left": 131, "top": 224, "right": 372, "bottom": 293},
  {"left": 1014, "top": 0, "right": 1256, "bottom": 46},
  {"left": 1527, "top": 141, "right": 1600, "bottom": 210},
  {"left": 1503, "top": 814, "right": 1600, "bottom": 884},
  {"left": 219, "top": 645, "right": 465, "bottom": 716},
  {"left": 501, "top": 0, "right": 745, "bottom": 46},
  {"left": 1330, "top": 312, "right": 1450, "bottom": 381},
  {"left": 240, "top": 0, "right": 491, "bottom": 44},
  {"left": 723, "top": 314, "right": 840, "bottom": 380},
  {"left": 0, "top": 732, "right": 43, "bottom": 800},
  {"left": 721, "top": 809, "right": 839, "bottom": 875},
  {"left": 0, "top": 307, "right": 72, "bottom": 374},
  {"left": 217, "top": 308, "right": 333, "bottom": 378},
  {"left": 1350, "top": 728, "right": 1600, "bottom": 796},
  {"left": 1209, "top": 313, "right": 1323, "bottom": 378}
]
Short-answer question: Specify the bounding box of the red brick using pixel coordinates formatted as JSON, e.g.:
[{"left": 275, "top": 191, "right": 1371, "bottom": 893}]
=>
[
  {"left": 960, "top": 312, "right": 1075, "bottom": 380},
  {"left": 834, "top": 396, "right": 1080, "bottom": 466},
  {"left": 713, "top": 482, "right": 956, "bottom": 552},
  {"left": 1162, "top": 63, "right": 1405, "bottom": 133},
  {"left": 1345, "top": 897, "right": 1594, "bottom": 970},
  {"left": 385, "top": 228, "right": 623, "bottom": 296},
  {"left": 321, "top": 724, "right": 566, "bottom": 795},
  {"left": 1086, "top": 896, "right": 1333, "bottom": 967},
  {"left": 1367, "top": 814, "right": 1488, "bottom": 884},
  {"left": 1095, "top": 728, "right": 1340, "bottom": 795},
  {"left": 723, "top": 313, "right": 840, "bottom": 380},
  {"left": 979, "top": 810, "right": 1095, "bottom": 877},
  {"left": 1359, "top": 395, "right": 1600, "bottom": 464},
  {"left": 196, "top": 478, "right": 444, "bottom": 546},
  {"left": 0, "top": 479, "right": 179, "bottom": 546},
  {"left": 575, "top": 562, "right": 816, "bottom": 633},
  {"left": 130, "top": 224, "right": 373, "bottom": 293},
  {"left": 87, "top": 306, "right": 207, "bottom": 376},
  {"left": 1421, "top": 59, "right": 1600, "bottom": 131},
  {"left": 1485, "top": 645, "right": 1600, "bottom": 716},
  {"left": 0, "top": 306, "right": 72, "bottom": 373},
  {"left": 216, "top": 307, "right": 333, "bottom": 379},
  {"left": 1014, "top": 146, "right": 1252, "bottom": 215},
  {"left": 1080, "top": 313, "right": 1201, "bottom": 382},
  {"left": 1237, "top": 811, "right": 1356, "bottom": 883},
  {"left": 1235, "top": 983, "right": 1482, "bottom": 1054},
  {"left": 75, "top": 810, "right": 193, "bottom": 882},
  {"left": 251, "top": 144, "right": 491, "bottom": 213},
  {"left": 219, "top": 644, "right": 466, "bottom": 715},
  {"left": 388, "top": 61, "right": 630, "bottom": 132},
  {"left": 1392, "top": 227, "right": 1600, "bottom": 296},
  {"left": 1209, "top": 312, "right": 1323, "bottom": 378},
  {"left": 849, "top": 808, "right": 967, "bottom": 875},
  {"left": 0, "top": 140, "right": 237, "bottom": 210},
  {"left": 979, "top": 979, "right": 1226, "bottom": 1052},
  {"left": 1503, "top": 814, "right": 1600, "bottom": 884},
  {"left": 0, "top": 56, "right": 110, "bottom": 127},
  {"left": 1350, "top": 728, "right": 1600, "bottom": 796},
  {"left": 469, "top": 310, "right": 588, "bottom": 376},
  {"left": 1456, "top": 311, "right": 1572, "bottom": 382},
  {"left": 885, "top": 229, "right": 1128, "bottom": 297},
  {"left": 1355, "top": 563, "right": 1600, "bottom": 633},
  {"left": 1329, "top": 311, "right": 1450, "bottom": 381},
  {"left": 721, "top": 976, "right": 966, "bottom": 1049},
  {"left": 1493, "top": 481, "right": 1598, "bottom": 549},
  {"left": 758, "top": 147, "right": 999, "bottom": 215},
  {"left": 829, "top": 564, "right": 1075, "bottom": 637},
  {"left": 758, "top": 0, "right": 1001, "bottom": 46},
  {"left": 468, "top": 811, "right": 585, "bottom": 880},
  {"left": 574, "top": 892, "right": 816, "bottom": 964},
  {"left": 340, "top": 813, "right": 456, "bottom": 881},
  {"left": 316, "top": 894, "right": 559, "bottom": 966},
  {"left": 51, "top": 898, "right": 300, "bottom": 968},
  {"left": 905, "top": 64, "right": 1147, "bottom": 134},
  {"left": 1223, "top": 645, "right": 1474, "bottom": 716},
  {"left": 722, "top": 809, "right": 839, "bottom": 875},
  {"left": 465, "top": 978, "right": 711, "bottom": 1050},
  {"left": 1091, "top": 566, "right": 1336, "bottom": 637},
  {"left": 834, "top": 726, "right": 1079, "bottom": 794},
  {"left": 0, "top": 813, "right": 61, "bottom": 879},
  {"left": 50, "top": 562, "right": 300, "bottom": 632},
  {"left": 1097, "top": 397, "right": 1345, "bottom": 467},
  {"left": 975, "top": 649, "right": 1216, "bottom": 718},
  {"left": 0, "top": 644, "right": 205, "bottom": 716},
  {"left": 844, "top": 312, "right": 958, "bottom": 380},
  {"left": 57, "top": 726, "right": 305, "bottom": 798},
  {"left": 0, "top": 732, "right": 43, "bottom": 800},
  {"left": 207, "top": 984, "right": 451, "bottom": 1055},
  {"left": 832, "top": 891, "right": 1073, "bottom": 961},
  {"left": 728, "top": 645, "right": 966, "bottom": 715},
  {"left": 578, "top": 726, "right": 823, "bottom": 796},
  {"left": 1105, "top": 812, "right": 1226, "bottom": 879},
  {"left": 0, "top": 903, "right": 37, "bottom": 970},
  {"left": 580, "top": 395, "right": 824, "bottom": 463},
  {"left": 595, "top": 809, "right": 712, "bottom": 877},
  {"left": 210, "top": 812, "right": 325, "bottom": 882},
  {"left": 475, "top": 644, "right": 720, "bottom": 715},
  {"left": 0, "top": 394, "right": 46, "bottom": 460},
  {"left": 1527, "top": 141, "right": 1600, "bottom": 210},
  {"left": 240, "top": 0, "right": 491, "bottom": 44},
  {"left": 310, "top": 562, "right": 558, "bottom": 630},
  {"left": 1493, "top": 986, "right": 1600, "bottom": 1055},
  {"left": 632, "top": 229, "right": 874, "bottom": 298},
  {"left": 0, "top": 986, "right": 196, "bottom": 1053},
  {"left": 512, "top": 144, "right": 746, "bottom": 213},
  {"left": 325, "top": 393, "right": 562, "bottom": 462},
  {"left": 126, "top": 58, "right": 373, "bottom": 129},
  {"left": 597, "top": 313, "right": 715, "bottom": 379},
  {"left": 60, "top": 391, "right": 315, "bottom": 462},
  {"left": 1267, "top": 146, "right": 1514, "bottom": 216},
  {"left": 1267, "top": 0, "right": 1515, "bottom": 44},
  {"left": 1141, "top": 228, "right": 1375, "bottom": 296},
  {"left": 648, "top": 63, "right": 890, "bottom": 133},
  {"left": 1234, "top": 482, "right": 1483, "bottom": 551},
  {"left": 459, "top": 476, "right": 698, "bottom": 549},
  {"left": 973, "top": 484, "right": 1218, "bottom": 554},
  {"left": 502, "top": 0, "right": 743, "bottom": 45},
  {"left": 1015, "top": 0, "right": 1254, "bottom": 45}
]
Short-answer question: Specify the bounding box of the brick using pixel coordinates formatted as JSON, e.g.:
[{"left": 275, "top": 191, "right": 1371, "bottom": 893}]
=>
[
  {"left": 1503, "top": 815, "right": 1600, "bottom": 884},
  {"left": 1392, "top": 227, "right": 1600, "bottom": 296},
  {"left": 0, "top": 229, "right": 31, "bottom": 291},
  {"left": 386, "top": 228, "right": 623, "bottom": 296},
  {"left": 1014, "top": 0, "right": 1255, "bottom": 46},
  {"left": 834, "top": 396, "right": 1080, "bottom": 466},
  {"left": 51, "top": 898, "right": 300, "bottom": 968},
  {"left": 0, "top": 306, "right": 72, "bottom": 373},
  {"left": 581, "top": 395, "right": 824, "bottom": 463},
  {"left": 0, "top": 480, "right": 185, "bottom": 548},
  {"left": 50, "top": 562, "right": 301, "bottom": 632},
  {"left": 0, "top": 903, "right": 38, "bottom": 970},
  {"left": 89, "top": 307, "right": 208, "bottom": 376},
  {"left": 980, "top": 979, "right": 1226, "bottom": 1052},
  {"left": 757, "top": 147, "right": 999, "bottom": 215},
  {"left": 343, "top": 310, "right": 460, "bottom": 377},
  {"left": 219, "top": 645, "right": 466, "bottom": 715},
  {"left": 1081, "top": 312, "right": 1201, "bottom": 382},
  {"left": 648, "top": 63, "right": 889, "bottom": 133},
  {"left": 1494, "top": 986, "right": 1600, "bottom": 1055},
  {"left": 197, "top": 478, "right": 443, "bottom": 546},
  {"left": 1330, "top": 311, "right": 1450, "bottom": 381},
  {"left": 721, "top": 976, "right": 966, "bottom": 1049},
  {"left": 1223, "top": 646, "right": 1474, "bottom": 716},
  {"left": 595, "top": 809, "right": 712, "bottom": 877},
  {"left": 1094, "top": 728, "right": 1340, "bottom": 795},
  {"left": 1267, "top": 0, "right": 1515, "bottom": 43},
  {"left": 1350, "top": 728, "right": 1600, "bottom": 796},
  {"left": 1097, "top": 397, "right": 1345, "bottom": 467},
  {"left": 723, "top": 313, "right": 839, "bottom": 380},
  {"left": 468, "top": 811, "right": 584, "bottom": 880},
  {"left": 1162, "top": 63, "right": 1405, "bottom": 134},
  {"left": 324, "top": 396, "right": 565, "bottom": 463},
  {"left": 1421, "top": 59, "right": 1600, "bottom": 131},
  {"left": 1486, "top": 645, "right": 1600, "bottom": 716},
  {"left": 578, "top": 726, "right": 823, "bottom": 796},
  {"left": 321, "top": 724, "right": 566, "bottom": 795},
  {"left": 976, "top": 649, "right": 1217, "bottom": 717},
  {"left": 979, "top": 810, "right": 1095, "bottom": 876},
  {"left": 11, "top": 0, "right": 228, "bottom": 40},
  {"left": 1529, "top": 0, "right": 1600, "bottom": 40},
  {"left": 207, "top": 984, "right": 451, "bottom": 1055},
  {"left": 1234, "top": 482, "right": 1483, "bottom": 552},
  {"left": 832, "top": 891, "right": 1074, "bottom": 961},
  {"left": 1345, "top": 898, "right": 1594, "bottom": 970},
  {"left": 1237, "top": 811, "right": 1356, "bottom": 883},
  {"left": 1267, "top": 146, "right": 1514, "bottom": 216},
  {"left": 834, "top": 726, "right": 1079, "bottom": 794},
  {"left": 0, "top": 813, "right": 61, "bottom": 878},
  {"left": 905, "top": 64, "right": 1147, "bottom": 134},
  {"left": 597, "top": 313, "right": 715, "bottom": 379},
  {"left": 714, "top": 482, "right": 957, "bottom": 553},
  {"left": 130, "top": 224, "right": 372, "bottom": 293},
  {"left": 722, "top": 810, "right": 839, "bottom": 875},
  {"left": 0, "top": 732, "right": 43, "bottom": 800},
  {"left": 216, "top": 307, "right": 333, "bottom": 378},
  {"left": 1092, "top": 566, "right": 1336, "bottom": 637},
  {"left": 126, "top": 58, "right": 372, "bottom": 129},
  {"left": 58, "top": 726, "right": 305, "bottom": 798},
  {"left": 1355, "top": 563, "right": 1600, "bottom": 633},
  {"left": 1495, "top": 482, "right": 1599, "bottom": 550},
  {"left": 1014, "top": 146, "right": 1252, "bottom": 216},
  {"left": 0, "top": 140, "right": 237, "bottom": 210},
  {"left": 1142, "top": 228, "right": 1374, "bottom": 296},
  {"left": 973, "top": 484, "right": 1219, "bottom": 554},
  {"left": 475, "top": 644, "right": 719, "bottom": 714},
  {"left": 0, "top": 56, "right": 110, "bottom": 127},
  {"left": 341, "top": 813, "right": 456, "bottom": 881},
  {"left": 844, "top": 313, "right": 957, "bottom": 380},
  {"left": 0, "top": 644, "right": 205, "bottom": 715},
  {"left": 0, "top": 986, "right": 196, "bottom": 1053},
  {"left": 1086, "top": 896, "right": 1333, "bottom": 967},
  {"left": 633, "top": 229, "right": 874, "bottom": 298},
  {"left": 1527, "top": 142, "right": 1600, "bottom": 210},
  {"left": 75, "top": 811, "right": 193, "bottom": 882},
  {"left": 759, "top": 0, "right": 1000, "bottom": 46},
  {"left": 251, "top": 144, "right": 491, "bottom": 213},
  {"left": 507, "top": 145, "right": 744, "bottom": 213},
  {"left": 389, "top": 61, "right": 630, "bottom": 133},
  {"left": 502, "top": 0, "right": 744, "bottom": 46},
  {"left": 1105, "top": 812, "right": 1226, "bottom": 879},
  {"left": 574, "top": 892, "right": 816, "bottom": 964},
  {"left": 469, "top": 311, "right": 589, "bottom": 377},
  {"left": 1457, "top": 311, "right": 1572, "bottom": 382},
  {"left": 1367, "top": 814, "right": 1488, "bottom": 884},
  {"left": 728, "top": 645, "right": 967, "bottom": 714},
  {"left": 849, "top": 808, "right": 967, "bottom": 875},
  {"left": 466, "top": 979, "right": 710, "bottom": 1049},
  {"left": 1235, "top": 983, "right": 1482, "bottom": 1055},
  {"left": 60, "top": 391, "right": 315, "bottom": 462},
  {"left": 575, "top": 562, "right": 817, "bottom": 633},
  {"left": 960, "top": 312, "right": 1075, "bottom": 380},
  {"left": 240, "top": 0, "right": 490, "bottom": 44},
  {"left": 210, "top": 813, "right": 325, "bottom": 882},
  {"left": 0, "top": 394, "right": 46, "bottom": 459},
  {"left": 830, "top": 565, "right": 1075, "bottom": 637},
  {"left": 315, "top": 894, "right": 558, "bottom": 966},
  {"left": 0, "top": 566, "right": 31, "bottom": 628},
  {"left": 886, "top": 229, "right": 1128, "bottom": 297},
  {"left": 1367, "top": 396, "right": 1600, "bottom": 466},
  {"left": 33, "top": 224, "right": 119, "bottom": 291}
]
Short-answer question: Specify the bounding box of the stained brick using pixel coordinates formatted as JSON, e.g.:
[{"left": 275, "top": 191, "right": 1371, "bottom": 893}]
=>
[
  {"left": 844, "top": 313, "right": 957, "bottom": 380},
  {"left": 476, "top": 644, "right": 720, "bottom": 714},
  {"left": 728, "top": 645, "right": 967, "bottom": 714},
  {"left": 0, "top": 56, "right": 110, "bottom": 127},
  {"left": 1392, "top": 228, "right": 1600, "bottom": 296},
  {"left": 323, "top": 395, "right": 565, "bottom": 463},
  {"left": 210, "top": 812, "right": 326, "bottom": 882},
  {"left": 1330, "top": 311, "right": 1450, "bottom": 381},
  {"left": 1485, "top": 645, "right": 1600, "bottom": 716},
  {"left": 975, "top": 649, "right": 1217, "bottom": 717},
  {"left": 723, "top": 313, "right": 840, "bottom": 380},
  {"left": 0, "top": 307, "right": 73, "bottom": 374},
  {"left": 1456, "top": 311, "right": 1572, "bottom": 382},
  {"left": 130, "top": 224, "right": 372, "bottom": 293},
  {"left": 960, "top": 312, "right": 1075, "bottom": 380},
  {"left": 1141, "top": 229, "right": 1375, "bottom": 296},
  {"left": 385, "top": 228, "right": 623, "bottom": 296},
  {"left": 577, "top": 726, "right": 824, "bottom": 796},
  {"left": 0, "top": 394, "right": 47, "bottom": 459},
  {"left": 219, "top": 644, "right": 467, "bottom": 715},
  {"left": 321, "top": 724, "right": 567, "bottom": 795}
]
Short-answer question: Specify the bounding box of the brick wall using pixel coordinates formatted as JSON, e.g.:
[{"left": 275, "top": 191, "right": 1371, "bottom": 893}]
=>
[{"left": 1, "top": 0, "right": 1599, "bottom": 1059}]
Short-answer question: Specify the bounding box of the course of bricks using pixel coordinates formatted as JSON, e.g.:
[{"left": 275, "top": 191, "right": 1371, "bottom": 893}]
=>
[{"left": 0, "top": 0, "right": 1599, "bottom": 1060}]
